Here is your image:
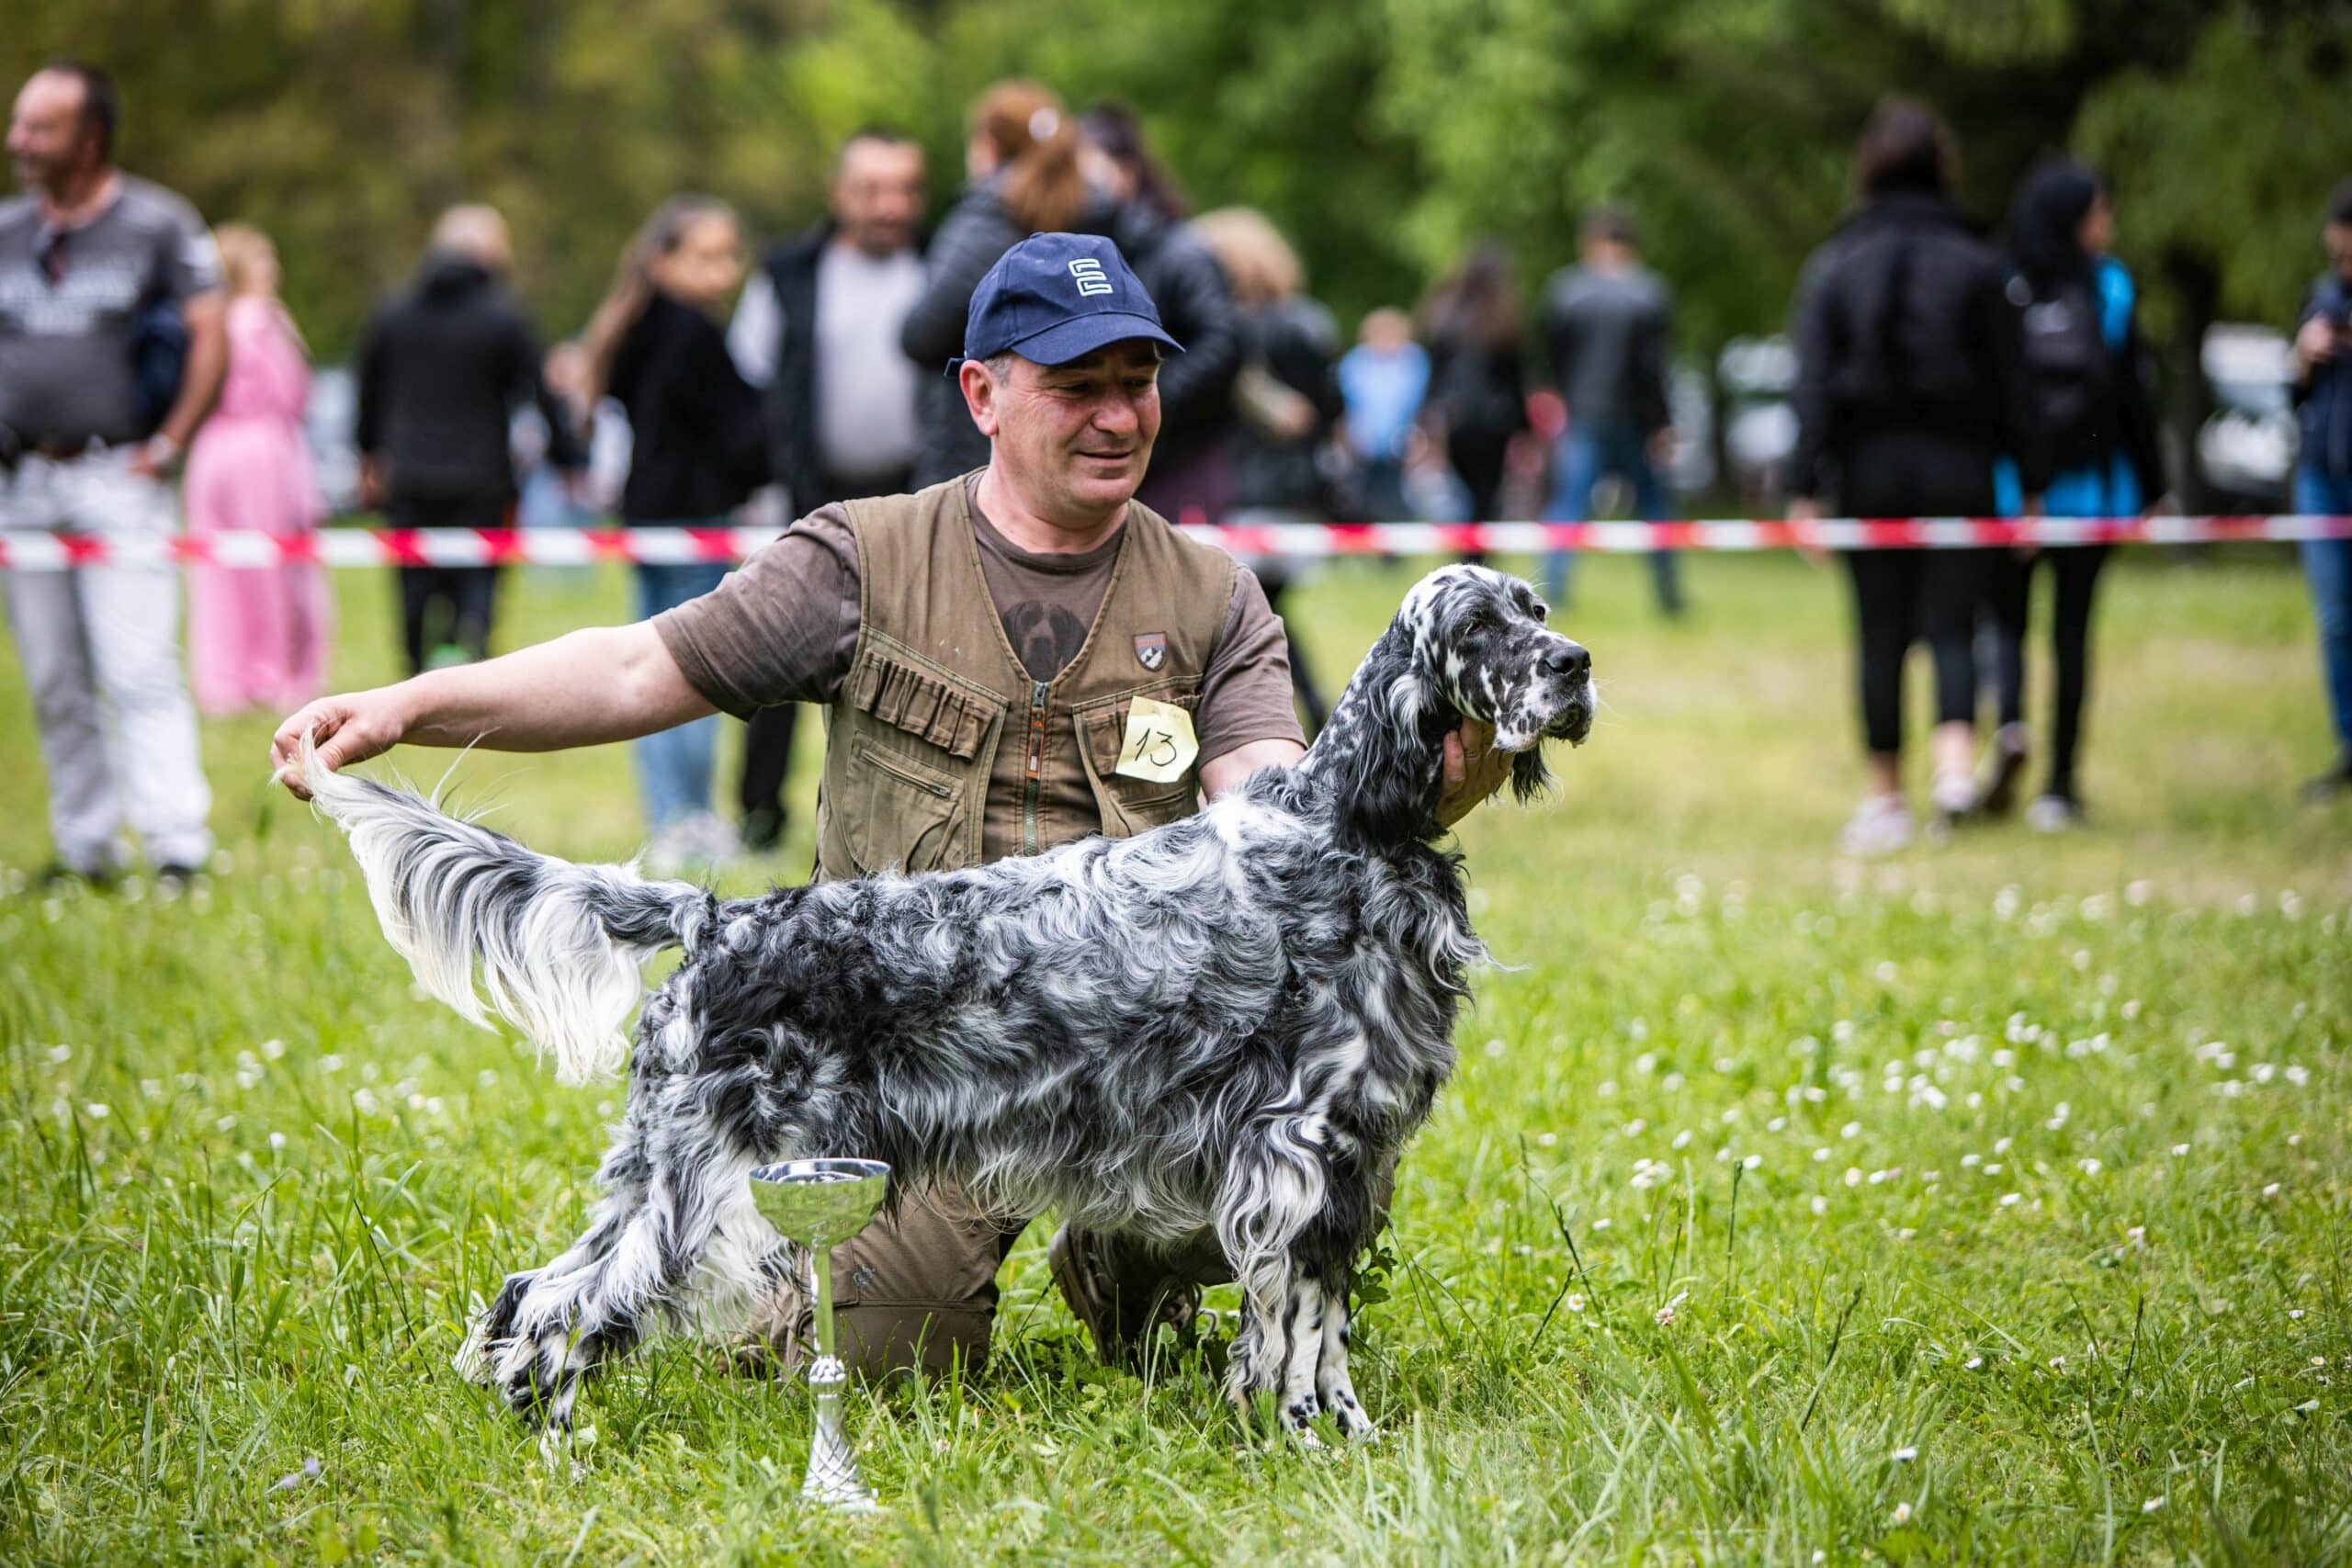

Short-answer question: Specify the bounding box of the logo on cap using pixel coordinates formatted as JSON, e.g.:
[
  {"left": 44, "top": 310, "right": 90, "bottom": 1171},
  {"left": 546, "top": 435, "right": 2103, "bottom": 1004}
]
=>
[
  {"left": 1135, "top": 632, "right": 1166, "bottom": 671},
  {"left": 1069, "top": 257, "right": 1114, "bottom": 298}
]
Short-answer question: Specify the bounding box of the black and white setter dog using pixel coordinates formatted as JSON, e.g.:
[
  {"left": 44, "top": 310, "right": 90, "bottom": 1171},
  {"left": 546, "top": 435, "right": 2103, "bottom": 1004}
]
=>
[{"left": 305, "top": 564, "right": 1593, "bottom": 1442}]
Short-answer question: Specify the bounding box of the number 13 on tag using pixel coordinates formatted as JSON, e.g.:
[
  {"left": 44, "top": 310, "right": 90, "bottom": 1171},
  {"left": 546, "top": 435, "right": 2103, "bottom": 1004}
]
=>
[{"left": 1114, "top": 695, "right": 1199, "bottom": 784}]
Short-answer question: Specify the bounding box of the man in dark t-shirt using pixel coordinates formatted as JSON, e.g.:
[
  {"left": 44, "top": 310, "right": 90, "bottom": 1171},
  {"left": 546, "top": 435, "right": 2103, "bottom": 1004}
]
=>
[
  {"left": 273, "top": 233, "right": 1514, "bottom": 1380},
  {"left": 1, "top": 62, "right": 227, "bottom": 886}
]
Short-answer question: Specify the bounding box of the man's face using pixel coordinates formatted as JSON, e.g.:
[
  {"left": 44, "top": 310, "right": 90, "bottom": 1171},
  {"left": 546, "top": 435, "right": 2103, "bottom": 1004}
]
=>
[
  {"left": 2327, "top": 221, "right": 2352, "bottom": 288},
  {"left": 966, "top": 341, "right": 1163, "bottom": 520},
  {"left": 831, "top": 140, "right": 925, "bottom": 258},
  {"left": 8, "top": 72, "right": 98, "bottom": 193}
]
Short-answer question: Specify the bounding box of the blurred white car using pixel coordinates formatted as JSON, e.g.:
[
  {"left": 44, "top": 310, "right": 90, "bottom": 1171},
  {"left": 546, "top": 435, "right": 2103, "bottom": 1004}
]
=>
[
  {"left": 2199, "top": 324, "right": 2297, "bottom": 510},
  {"left": 303, "top": 365, "right": 362, "bottom": 516},
  {"left": 1718, "top": 334, "right": 1798, "bottom": 506}
]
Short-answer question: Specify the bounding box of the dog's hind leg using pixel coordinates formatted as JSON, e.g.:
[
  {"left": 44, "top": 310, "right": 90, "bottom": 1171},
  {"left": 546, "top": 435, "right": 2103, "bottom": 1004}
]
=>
[{"left": 481, "top": 1075, "right": 762, "bottom": 1430}]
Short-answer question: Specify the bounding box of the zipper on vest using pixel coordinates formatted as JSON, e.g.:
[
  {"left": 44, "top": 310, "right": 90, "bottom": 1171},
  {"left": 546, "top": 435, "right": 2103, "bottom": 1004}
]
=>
[{"left": 1022, "top": 678, "right": 1050, "bottom": 853}]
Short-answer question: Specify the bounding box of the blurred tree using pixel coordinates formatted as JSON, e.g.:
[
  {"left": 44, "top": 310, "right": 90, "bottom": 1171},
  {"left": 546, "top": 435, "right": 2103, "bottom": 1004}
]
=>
[{"left": 2, "top": 0, "right": 2344, "bottom": 499}]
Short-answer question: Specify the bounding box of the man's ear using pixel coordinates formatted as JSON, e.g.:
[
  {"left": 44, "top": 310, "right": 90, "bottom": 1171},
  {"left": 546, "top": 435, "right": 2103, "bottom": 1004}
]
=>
[{"left": 958, "top": 360, "right": 1002, "bottom": 438}]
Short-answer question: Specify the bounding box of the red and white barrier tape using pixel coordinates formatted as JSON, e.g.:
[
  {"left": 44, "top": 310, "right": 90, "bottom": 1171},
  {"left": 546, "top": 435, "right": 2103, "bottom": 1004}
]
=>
[{"left": 2, "top": 515, "right": 2349, "bottom": 570}]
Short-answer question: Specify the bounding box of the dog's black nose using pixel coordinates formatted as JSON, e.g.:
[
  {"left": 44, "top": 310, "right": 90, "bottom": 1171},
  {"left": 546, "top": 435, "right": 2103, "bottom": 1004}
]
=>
[{"left": 1545, "top": 642, "right": 1591, "bottom": 682}]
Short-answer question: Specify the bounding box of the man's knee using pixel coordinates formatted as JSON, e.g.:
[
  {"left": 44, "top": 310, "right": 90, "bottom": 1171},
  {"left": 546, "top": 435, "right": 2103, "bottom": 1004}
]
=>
[{"left": 750, "top": 1185, "right": 1014, "bottom": 1379}]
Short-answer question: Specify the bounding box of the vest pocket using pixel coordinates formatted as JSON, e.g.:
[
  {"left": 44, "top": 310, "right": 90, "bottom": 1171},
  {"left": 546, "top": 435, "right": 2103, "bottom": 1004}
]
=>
[
  {"left": 1075, "top": 692, "right": 1201, "bottom": 837},
  {"left": 842, "top": 738, "right": 966, "bottom": 874}
]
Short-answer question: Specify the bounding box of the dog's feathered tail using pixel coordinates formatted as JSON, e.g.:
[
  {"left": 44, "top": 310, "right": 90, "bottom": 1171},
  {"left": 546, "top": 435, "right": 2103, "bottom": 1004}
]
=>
[{"left": 300, "top": 739, "right": 707, "bottom": 1084}]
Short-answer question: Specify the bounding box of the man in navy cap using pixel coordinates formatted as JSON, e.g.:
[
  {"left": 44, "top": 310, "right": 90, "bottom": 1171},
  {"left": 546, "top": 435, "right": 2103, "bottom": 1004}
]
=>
[{"left": 272, "top": 232, "right": 1511, "bottom": 1377}]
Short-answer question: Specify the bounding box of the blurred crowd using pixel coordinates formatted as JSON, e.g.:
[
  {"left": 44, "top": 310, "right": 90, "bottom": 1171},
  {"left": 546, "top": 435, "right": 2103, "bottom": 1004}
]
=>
[{"left": 5, "top": 61, "right": 2351, "bottom": 887}]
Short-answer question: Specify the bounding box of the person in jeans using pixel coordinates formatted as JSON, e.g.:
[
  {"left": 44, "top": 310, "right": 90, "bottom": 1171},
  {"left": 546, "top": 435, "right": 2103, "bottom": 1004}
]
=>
[
  {"left": 1540, "top": 208, "right": 1683, "bottom": 614},
  {"left": 0, "top": 62, "right": 227, "bottom": 888},
  {"left": 726, "top": 129, "right": 928, "bottom": 854},
  {"left": 354, "top": 205, "right": 583, "bottom": 674},
  {"left": 583, "top": 196, "right": 769, "bottom": 872},
  {"left": 1976, "top": 163, "right": 2163, "bottom": 830},
  {"left": 2291, "top": 178, "right": 2352, "bottom": 802},
  {"left": 1787, "top": 98, "right": 2041, "bottom": 855},
  {"left": 184, "top": 223, "right": 330, "bottom": 716}
]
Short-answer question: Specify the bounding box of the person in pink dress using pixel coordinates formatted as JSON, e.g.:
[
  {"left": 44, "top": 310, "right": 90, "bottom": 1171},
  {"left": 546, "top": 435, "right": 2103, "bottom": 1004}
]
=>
[{"left": 184, "top": 223, "right": 330, "bottom": 714}]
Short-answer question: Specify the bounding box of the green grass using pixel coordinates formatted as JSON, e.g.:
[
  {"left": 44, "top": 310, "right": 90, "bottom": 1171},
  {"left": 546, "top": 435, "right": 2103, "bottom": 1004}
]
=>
[{"left": 3, "top": 549, "right": 2347, "bottom": 1564}]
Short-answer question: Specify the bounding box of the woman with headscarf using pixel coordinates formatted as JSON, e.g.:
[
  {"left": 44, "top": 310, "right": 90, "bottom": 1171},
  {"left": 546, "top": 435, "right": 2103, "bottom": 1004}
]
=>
[{"left": 1975, "top": 161, "right": 2163, "bottom": 829}]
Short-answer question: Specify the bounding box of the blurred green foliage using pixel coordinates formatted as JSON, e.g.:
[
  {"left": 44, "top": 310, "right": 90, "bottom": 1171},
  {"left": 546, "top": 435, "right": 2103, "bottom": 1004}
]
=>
[{"left": 5, "top": 0, "right": 2347, "bottom": 361}]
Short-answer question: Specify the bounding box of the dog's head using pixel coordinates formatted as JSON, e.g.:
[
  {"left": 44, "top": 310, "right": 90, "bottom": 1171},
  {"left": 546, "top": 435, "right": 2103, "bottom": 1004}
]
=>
[
  {"left": 1303, "top": 564, "right": 1594, "bottom": 847},
  {"left": 1396, "top": 564, "right": 1594, "bottom": 757}
]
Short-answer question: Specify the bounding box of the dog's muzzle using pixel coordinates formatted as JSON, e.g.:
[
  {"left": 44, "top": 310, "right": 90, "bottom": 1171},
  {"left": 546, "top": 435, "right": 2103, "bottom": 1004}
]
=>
[{"left": 1540, "top": 640, "right": 1595, "bottom": 744}]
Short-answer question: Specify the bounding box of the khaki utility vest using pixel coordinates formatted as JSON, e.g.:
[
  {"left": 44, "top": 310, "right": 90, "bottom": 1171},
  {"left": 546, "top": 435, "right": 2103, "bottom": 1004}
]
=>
[{"left": 812, "top": 474, "right": 1237, "bottom": 882}]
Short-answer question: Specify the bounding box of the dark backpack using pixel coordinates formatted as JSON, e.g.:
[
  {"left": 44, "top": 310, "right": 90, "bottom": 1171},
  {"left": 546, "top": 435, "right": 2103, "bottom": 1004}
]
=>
[{"left": 2013, "top": 271, "right": 2112, "bottom": 468}]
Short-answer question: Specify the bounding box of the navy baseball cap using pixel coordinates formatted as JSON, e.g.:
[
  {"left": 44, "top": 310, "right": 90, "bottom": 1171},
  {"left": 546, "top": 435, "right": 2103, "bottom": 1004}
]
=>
[{"left": 955, "top": 231, "right": 1183, "bottom": 371}]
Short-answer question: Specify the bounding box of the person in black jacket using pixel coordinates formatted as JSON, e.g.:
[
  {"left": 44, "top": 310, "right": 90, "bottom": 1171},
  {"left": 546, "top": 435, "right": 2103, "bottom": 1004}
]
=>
[
  {"left": 581, "top": 195, "right": 768, "bottom": 871},
  {"left": 1419, "top": 240, "right": 1531, "bottom": 566},
  {"left": 355, "top": 205, "right": 583, "bottom": 675},
  {"left": 725, "top": 129, "right": 929, "bottom": 853},
  {"left": 1975, "top": 162, "right": 2164, "bottom": 829},
  {"left": 1787, "top": 99, "right": 2042, "bottom": 856},
  {"left": 901, "top": 81, "right": 1241, "bottom": 499},
  {"left": 1196, "top": 205, "right": 1344, "bottom": 732}
]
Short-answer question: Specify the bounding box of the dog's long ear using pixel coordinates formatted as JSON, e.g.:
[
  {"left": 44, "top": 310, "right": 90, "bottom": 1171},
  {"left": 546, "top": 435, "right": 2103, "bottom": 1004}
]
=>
[{"left": 1321, "top": 632, "right": 1449, "bottom": 848}]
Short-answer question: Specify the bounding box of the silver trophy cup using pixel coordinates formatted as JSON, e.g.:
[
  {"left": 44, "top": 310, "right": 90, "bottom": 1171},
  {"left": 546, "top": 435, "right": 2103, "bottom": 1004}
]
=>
[{"left": 748, "top": 1157, "right": 892, "bottom": 1512}]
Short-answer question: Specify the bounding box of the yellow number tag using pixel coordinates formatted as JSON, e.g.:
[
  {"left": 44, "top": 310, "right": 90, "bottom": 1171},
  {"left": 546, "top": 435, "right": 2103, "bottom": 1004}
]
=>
[{"left": 1114, "top": 695, "right": 1199, "bottom": 784}]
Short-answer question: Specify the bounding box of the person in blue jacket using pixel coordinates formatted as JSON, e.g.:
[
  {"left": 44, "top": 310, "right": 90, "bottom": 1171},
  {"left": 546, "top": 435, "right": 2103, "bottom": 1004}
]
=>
[{"left": 1979, "top": 162, "right": 2163, "bottom": 830}]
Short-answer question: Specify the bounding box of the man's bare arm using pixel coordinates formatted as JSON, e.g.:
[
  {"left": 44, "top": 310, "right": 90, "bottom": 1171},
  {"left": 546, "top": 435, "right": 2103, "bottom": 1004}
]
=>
[
  {"left": 270, "top": 622, "right": 715, "bottom": 797},
  {"left": 1199, "top": 738, "right": 1305, "bottom": 799}
]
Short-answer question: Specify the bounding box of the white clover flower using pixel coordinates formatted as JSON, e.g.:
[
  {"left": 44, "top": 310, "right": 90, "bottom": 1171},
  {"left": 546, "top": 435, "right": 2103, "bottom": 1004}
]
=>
[
  {"left": 1742, "top": 1154, "right": 1763, "bottom": 1171},
  {"left": 1810, "top": 1196, "right": 1829, "bottom": 1216},
  {"left": 268, "top": 1132, "right": 288, "bottom": 1151},
  {"left": 2171, "top": 1144, "right": 2189, "bottom": 1157},
  {"left": 1655, "top": 1291, "right": 1688, "bottom": 1327},
  {"left": 2079, "top": 1158, "right": 2103, "bottom": 1177},
  {"left": 1892, "top": 1445, "right": 1917, "bottom": 1461},
  {"left": 83, "top": 1102, "right": 109, "bottom": 1120},
  {"left": 1963, "top": 1355, "right": 1984, "bottom": 1370},
  {"left": 2263, "top": 1183, "right": 2282, "bottom": 1199},
  {"left": 2000, "top": 1193, "right": 2022, "bottom": 1207}
]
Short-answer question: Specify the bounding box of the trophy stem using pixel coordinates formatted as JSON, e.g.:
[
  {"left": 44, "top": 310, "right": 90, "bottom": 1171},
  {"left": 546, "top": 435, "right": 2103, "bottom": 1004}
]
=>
[{"left": 799, "top": 1243, "right": 877, "bottom": 1512}]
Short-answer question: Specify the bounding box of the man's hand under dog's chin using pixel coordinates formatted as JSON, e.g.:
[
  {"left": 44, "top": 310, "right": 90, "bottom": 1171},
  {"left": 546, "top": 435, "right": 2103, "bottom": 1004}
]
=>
[{"left": 1436, "top": 719, "right": 1512, "bottom": 828}]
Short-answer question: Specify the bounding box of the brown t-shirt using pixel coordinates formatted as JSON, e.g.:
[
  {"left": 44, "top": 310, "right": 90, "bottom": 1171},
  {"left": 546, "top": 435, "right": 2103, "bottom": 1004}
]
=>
[{"left": 653, "top": 490, "right": 1305, "bottom": 844}]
